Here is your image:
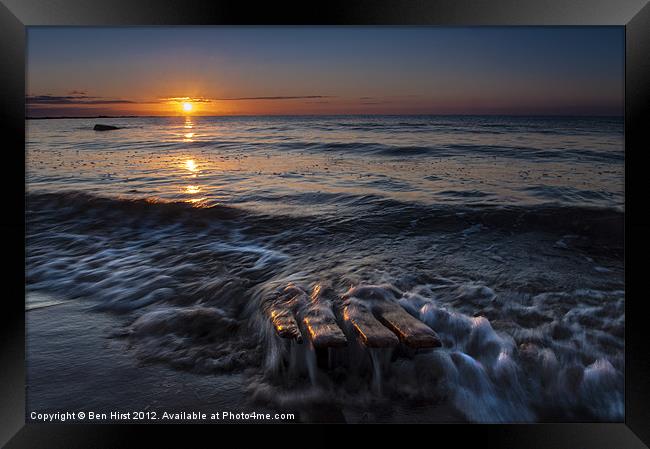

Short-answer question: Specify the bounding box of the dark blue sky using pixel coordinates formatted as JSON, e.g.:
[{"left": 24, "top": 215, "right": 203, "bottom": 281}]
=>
[{"left": 27, "top": 27, "right": 624, "bottom": 116}]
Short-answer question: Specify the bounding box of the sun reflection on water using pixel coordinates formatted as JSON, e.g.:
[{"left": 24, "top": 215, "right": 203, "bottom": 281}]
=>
[
  {"left": 182, "top": 116, "right": 195, "bottom": 142},
  {"left": 184, "top": 197, "right": 209, "bottom": 206},
  {"left": 185, "top": 159, "right": 198, "bottom": 172}
]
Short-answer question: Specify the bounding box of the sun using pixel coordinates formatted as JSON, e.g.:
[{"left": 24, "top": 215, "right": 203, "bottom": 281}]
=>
[{"left": 182, "top": 102, "right": 193, "bottom": 113}]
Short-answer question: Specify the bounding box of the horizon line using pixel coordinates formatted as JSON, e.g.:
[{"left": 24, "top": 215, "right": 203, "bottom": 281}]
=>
[{"left": 26, "top": 112, "right": 625, "bottom": 120}]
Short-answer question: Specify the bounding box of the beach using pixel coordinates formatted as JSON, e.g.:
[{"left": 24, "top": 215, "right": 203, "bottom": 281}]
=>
[{"left": 26, "top": 115, "right": 624, "bottom": 422}]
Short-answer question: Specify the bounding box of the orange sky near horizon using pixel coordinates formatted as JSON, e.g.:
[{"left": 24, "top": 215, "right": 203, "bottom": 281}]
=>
[{"left": 26, "top": 27, "right": 624, "bottom": 117}]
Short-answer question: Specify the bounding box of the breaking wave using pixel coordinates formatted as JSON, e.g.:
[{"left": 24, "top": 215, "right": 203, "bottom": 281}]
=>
[{"left": 27, "top": 190, "right": 624, "bottom": 422}]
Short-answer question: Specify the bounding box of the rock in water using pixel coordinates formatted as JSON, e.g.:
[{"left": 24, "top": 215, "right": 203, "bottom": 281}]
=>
[{"left": 93, "top": 124, "right": 120, "bottom": 131}]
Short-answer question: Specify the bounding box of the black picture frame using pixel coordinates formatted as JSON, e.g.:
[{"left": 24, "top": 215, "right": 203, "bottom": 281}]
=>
[{"left": 1, "top": 0, "right": 649, "bottom": 446}]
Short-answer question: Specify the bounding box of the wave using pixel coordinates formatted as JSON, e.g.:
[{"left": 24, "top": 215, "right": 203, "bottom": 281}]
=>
[
  {"left": 59, "top": 137, "right": 622, "bottom": 168},
  {"left": 26, "top": 189, "right": 623, "bottom": 317},
  {"left": 266, "top": 141, "right": 623, "bottom": 163},
  {"left": 26, "top": 189, "right": 624, "bottom": 421},
  {"left": 250, "top": 281, "right": 623, "bottom": 422},
  {"left": 26, "top": 191, "right": 623, "bottom": 242},
  {"left": 522, "top": 185, "right": 617, "bottom": 203},
  {"left": 309, "top": 116, "right": 623, "bottom": 134}
]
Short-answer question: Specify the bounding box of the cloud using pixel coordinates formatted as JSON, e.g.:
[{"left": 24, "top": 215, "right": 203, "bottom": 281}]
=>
[
  {"left": 161, "top": 96, "right": 213, "bottom": 103},
  {"left": 28, "top": 93, "right": 336, "bottom": 106},
  {"left": 161, "top": 95, "right": 334, "bottom": 102},
  {"left": 27, "top": 95, "right": 137, "bottom": 105},
  {"left": 214, "top": 95, "right": 334, "bottom": 101}
]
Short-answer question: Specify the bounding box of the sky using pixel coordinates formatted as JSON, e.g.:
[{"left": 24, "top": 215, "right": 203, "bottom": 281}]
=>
[{"left": 26, "top": 27, "right": 624, "bottom": 117}]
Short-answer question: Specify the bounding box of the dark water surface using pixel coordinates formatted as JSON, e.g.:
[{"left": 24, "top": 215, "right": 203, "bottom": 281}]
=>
[{"left": 26, "top": 115, "right": 624, "bottom": 422}]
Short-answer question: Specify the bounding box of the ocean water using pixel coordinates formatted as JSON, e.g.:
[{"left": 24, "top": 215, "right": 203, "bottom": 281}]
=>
[{"left": 26, "top": 115, "right": 624, "bottom": 422}]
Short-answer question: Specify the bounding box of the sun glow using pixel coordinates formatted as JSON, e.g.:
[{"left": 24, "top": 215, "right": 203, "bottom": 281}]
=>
[
  {"left": 182, "top": 102, "right": 193, "bottom": 112},
  {"left": 185, "top": 159, "right": 198, "bottom": 172}
]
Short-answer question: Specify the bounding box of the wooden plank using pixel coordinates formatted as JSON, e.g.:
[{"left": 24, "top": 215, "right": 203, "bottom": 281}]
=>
[
  {"left": 343, "top": 301, "right": 399, "bottom": 348},
  {"left": 268, "top": 304, "right": 303, "bottom": 343},
  {"left": 267, "top": 282, "right": 440, "bottom": 350},
  {"left": 300, "top": 283, "right": 348, "bottom": 348},
  {"left": 302, "top": 310, "right": 347, "bottom": 348},
  {"left": 375, "top": 302, "right": 442, "bottom": 348}
]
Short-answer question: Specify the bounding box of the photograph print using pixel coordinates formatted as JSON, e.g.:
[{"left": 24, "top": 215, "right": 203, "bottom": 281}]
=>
[{"left": 26, "top": 26, "right": 624, "bottom": 423}]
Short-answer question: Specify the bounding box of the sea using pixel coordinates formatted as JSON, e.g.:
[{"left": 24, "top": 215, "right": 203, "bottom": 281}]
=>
[{"left": 26, "top": 115, "right": 624, "bottom": 423}]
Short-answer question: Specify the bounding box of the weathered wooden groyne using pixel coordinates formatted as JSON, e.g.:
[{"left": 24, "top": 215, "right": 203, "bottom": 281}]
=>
[{"left": 265, "top": 283, "right": 441, "bottom": 350}]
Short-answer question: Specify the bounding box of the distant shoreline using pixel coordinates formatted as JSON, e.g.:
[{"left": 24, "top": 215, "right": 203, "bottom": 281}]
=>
[{"left": 27, "top": 115, "right": 140, "bottom": 120}]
